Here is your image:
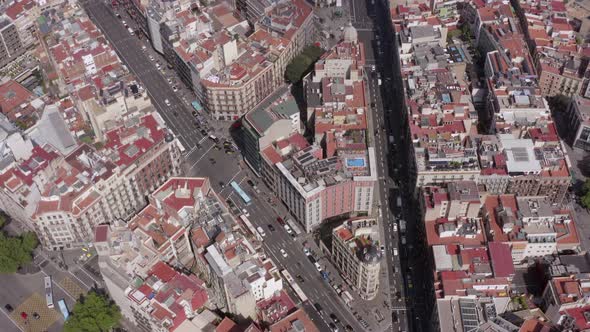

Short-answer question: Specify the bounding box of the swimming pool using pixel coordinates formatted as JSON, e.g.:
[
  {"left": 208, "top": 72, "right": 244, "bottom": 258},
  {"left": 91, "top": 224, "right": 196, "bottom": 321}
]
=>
[{"left": 346, "top": 158, "right": 366, "bottom": 167}]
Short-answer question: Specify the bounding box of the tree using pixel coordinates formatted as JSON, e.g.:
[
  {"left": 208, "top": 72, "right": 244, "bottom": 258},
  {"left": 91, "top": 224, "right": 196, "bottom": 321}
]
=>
[
  {"left": 63, "top": 291, "right": 122, "bottom": 332},
  {"left": 284, "top": 45, "right": 324, "bottom": 83},
  {"left": 0, "top": 231, "right": 38, "bottom": 273}
]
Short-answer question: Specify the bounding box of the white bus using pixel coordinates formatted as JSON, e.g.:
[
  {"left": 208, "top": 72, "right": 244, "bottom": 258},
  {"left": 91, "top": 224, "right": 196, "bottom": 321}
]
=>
[
  {"left": 44, "top": 276, "right": 54, "bottom": 308},
  {"left": 280, "top": 270, "right": 307, "bottom": 303}
]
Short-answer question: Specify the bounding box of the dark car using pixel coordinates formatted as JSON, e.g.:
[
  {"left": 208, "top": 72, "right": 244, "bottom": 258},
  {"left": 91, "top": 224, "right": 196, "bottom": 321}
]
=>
[
  {"left": 267, "top": 224, "right": 275, "bottom": 231},
  {"left": 296, "top": 275, "right": 305, "bottom": 283},
  {"left": 307, "top": 255, "right": 316, "bottom": 264},
  {"left": 276, "top": 217, "right": 284, "bottom": 225},
  {"left": 313, "top": 302, "right": 322, "bottom": 312},
  {"left": 247, "top": 179, "right": 255, "bottom": 187},
  {"left": 219, "top": 181, "right": 225, "bottom": 188},
  {"left": 4, "top": 304, "right": 13, "bottom": 313},
  {"left": 330, "top": 313, "right": 339, "bottom": 323},
  {"left": 200, "top": 129, "right": 208, "bottom": 136},
  {"left": 392, "top": 311, "right": 398, "bottom": 322},
  {"left": 33, "top": 312, "right": 40, "bottom": 320},
  {"left": 345, "top": 325, "right": 353, "bottom": 332},
  {"left": 328, "top": 323, "right": 337, "bottom": 330}
]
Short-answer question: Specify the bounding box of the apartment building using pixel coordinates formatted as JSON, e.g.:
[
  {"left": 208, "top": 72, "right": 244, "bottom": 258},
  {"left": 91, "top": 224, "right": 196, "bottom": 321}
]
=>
[
  {"left": 0, "top": 17, "right": 25, "bottom": 69},
  {"left": 30, "top": 113, "right": 181, "bottom": 250},
  {"left": 477, "top": 133, "right": 571, "bottom": 205},
  {"left": 564, "top": 95, "right": 590, "bottom": 151},
  {"left": 4, "top": 0, "right": 40, "bottom": 50},
  {"left": 240, "top": 93, "right": 301, "bottom": 174},
  {"left": 332, "top": 218, "right": 382, "bottom": 300},
  {"left": 484, "top": 195, "right": 580, "bottom": 264},
  {"left": 541, "top": 275, "right": 590, "bottom": 323},
  {"left": 275, "top": 144, "right": 377, "bottom": 232},
  {"left": 536, "top": 49, "right": 588, "bottom": 97}
]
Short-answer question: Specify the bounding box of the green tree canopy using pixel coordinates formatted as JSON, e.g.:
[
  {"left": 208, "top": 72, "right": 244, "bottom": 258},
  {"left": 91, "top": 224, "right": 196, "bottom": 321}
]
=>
[
  {"left": 63, "top": 291, "right": 122, "bottom": 332},
  {"left": 0, "top": 231, "right": 38, "bottom": 274},
  {"left": 580, "top": 179, "right": 590, "bottom": 209},
  {"left": 285, "top": 45, "right": 324, "bottom": 83}
]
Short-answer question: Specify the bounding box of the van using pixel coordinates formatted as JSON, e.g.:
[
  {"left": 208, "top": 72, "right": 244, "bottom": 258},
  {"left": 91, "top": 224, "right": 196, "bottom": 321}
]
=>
[{"left": 256, "top": 226, "right": 266, "bottom": 238}]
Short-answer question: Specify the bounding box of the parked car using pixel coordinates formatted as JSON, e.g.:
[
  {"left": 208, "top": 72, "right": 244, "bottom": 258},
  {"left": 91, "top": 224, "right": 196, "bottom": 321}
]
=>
[
  {"left": 280, "top": 249, "right": 288, "bottom": 258},
  {"left": 4, "top": 304, "right": 13, "bottom": 313},
  {"left": 164, "top": 99, "right": 170, "bottom": 106}
]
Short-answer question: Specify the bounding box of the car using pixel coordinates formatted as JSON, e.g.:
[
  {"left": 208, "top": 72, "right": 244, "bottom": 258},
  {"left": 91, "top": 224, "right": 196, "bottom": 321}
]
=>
[
  {"left": 314, "top": 302, "right": 322, "bottom": 312},
  {"left": 280, "top": 249, "right": 288, "bottom": 257},
  {"left": 156, "top": 63, "right": 161, "bottom": 69},
  {"left": 276, "top": 217, "right": 284, "bottom": 225},
  {"left": 330, "top": 313, "right": 339, "bottom": 323},
  {"left": 164, "top": 99, "right": 170, "bottom": 106},
  {"left": 307, "top": 255, "right": 316, "bottom": 264},
  {"left": 242, "top": 209, "right": 250, "bottom": 217},
  {"left": 33, "top": 312, "right": 40, "bottom": 320},
  {"left": 256, "top": 226, "right": 266, "bottom": 238},
  {"left": 345, "top": 325, "right": 353, "bottom": 332},
  {"left": 380, "top": 245, "right": 385, "bottom": 253},
  {"left": 371, "top": 65, "right": 376, "bottom": 71},
  {"left": 284, "top": 224, "right": 293, "bottom": 234},
  {"left": 141, "top": 45, "right": 147, "bottom": 51},
  {"left": 116, "top": 13, "right": 121, "bottom": 18},
  {"left": 20, "top": 312, "right": 27, "bottom": 320},
  {"left": 314, "top": 262, "right": 322, "bottom": 271},
  {"left": 173, "top": 111, "right": 178, "bottom": 116},
  {"left": 393, "top": 248, "right": 398, "bottom": 256},
  {"left": 4, "top": 304, "right": 13, "bottom": 313},
  {"left": 370, "top": 102, "right": 376, "bottom": 108},
  {"left": 167, "top": 78, "right": 172, "bottom": 84},
  {"left": 193, "top": 121, "right": 199, "bottom": 127},
  {"left": 392, "top": 312, "right": 398, "bottom": 322},
  {"left": 296, "top": 275, "right": 305, "bottom": 283},
  {"left": 172, "top": 86, "right": 178, "bottom": 92},
  {"left": 200, "top": 129, "right": 208, "bottom": 136},
  {"left": 303, "top": 247, "right": 311, "bottom": 256},
  {"left": 267, "top": 224, "right": 275, "bottom": 231},
  {"left": 149, "top": 55, "right": 154, "bottom": 61},
  {"left": 247, "top": 179, "right": 255, "bottom": 187},
  {"left": 328, "top": 323, "right": 339, "bottom": 331},
  {"left": 122, "top": 20, "right": 126, "bottom": 25}
]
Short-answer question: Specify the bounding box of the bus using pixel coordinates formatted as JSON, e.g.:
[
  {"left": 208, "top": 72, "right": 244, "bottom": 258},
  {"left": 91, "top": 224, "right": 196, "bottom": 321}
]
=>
[
  {"left": 231, "top": 181, "right": 251, "bottom": 205},
  {"left": 44, "top": 276, "right": 54, "bottom": 308},
  {"left": 281, "top": 270, "right": 307, "bottom": 303},
  {"left": 57, "top": 299, "right": 69, "bottom": 321}
]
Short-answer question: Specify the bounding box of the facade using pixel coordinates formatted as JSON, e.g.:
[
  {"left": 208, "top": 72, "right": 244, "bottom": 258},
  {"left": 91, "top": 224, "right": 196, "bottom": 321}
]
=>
[
  {"left": 332, "top": 218, "right": 382, "bottom": 300},
  {"left": 565, "top": 95, "right": 590, "bottom": 151},
  {"left": 240, "top": 93, "right": 301, "bottom": 174},
  {"left": 31, "top": 113, "right": 181, "bottom": 250},
  {"left": 0, "top": 17, "right": 25, "bottom": 69},
  {"left": 484, "top": 195, "right": 580, "bottom": 264}
]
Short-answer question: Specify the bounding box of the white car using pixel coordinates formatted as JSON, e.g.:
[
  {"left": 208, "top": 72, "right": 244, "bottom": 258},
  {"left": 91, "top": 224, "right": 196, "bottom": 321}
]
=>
[
  {"left": 393, "top": 248, "right": 398, "bottom": 256},
  {"left": 284, "top": 224, "right": 293, "bottom": 234},
  {"left": 141, "top": 45, "right": 147, "bottom": 52},
  {"left": 371, "top": 65, "right": 376, "bottom": 71},
  {"left": 314, "top": 262, "right": 322, "bottom": 272},
  {"left": 303, "top": 247, "right": 311, "bottom": 256},
  {"left": 172, "top": 86, "right": 178, "bottom": 92},
  {"left": 280, "top": 249, "right": 288, "bottom": 258},
  {"left": 149, "top": 55, "right": 154, "bottom": 61},
  {"left": 167, "top": 78, "right": 172, "bottom": 84},
  {"left": 122, "top": 20, "right": 126, "bottom": 25},
  {"left": 242, "top": 209, "right": 250, "bottom": 217},
  {"left": 156, "top": 63, "right": 161, "bottom": 69},
  {"left": 164, "top": 99, "right": 170, "bottom": 106}
]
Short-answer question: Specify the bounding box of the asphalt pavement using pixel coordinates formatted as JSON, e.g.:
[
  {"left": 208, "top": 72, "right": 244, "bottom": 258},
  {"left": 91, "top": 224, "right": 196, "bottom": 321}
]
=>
[{"left": 82, "top": 0, "right": 204, "bottom": 150}]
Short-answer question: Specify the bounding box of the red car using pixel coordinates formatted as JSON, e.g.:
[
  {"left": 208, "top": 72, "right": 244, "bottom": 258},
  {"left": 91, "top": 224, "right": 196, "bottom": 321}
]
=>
[
  {"left": 20, "top": 312, "right": 27, "bottom": 320},
  {"left": 276, "top": 217, "right": 284, "bottom": 225}
]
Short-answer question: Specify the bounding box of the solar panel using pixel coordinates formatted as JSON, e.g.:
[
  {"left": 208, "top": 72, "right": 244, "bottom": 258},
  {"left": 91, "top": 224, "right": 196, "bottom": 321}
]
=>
[{"left": 511, "top": 147, "right": 529, "bottom": 162}]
